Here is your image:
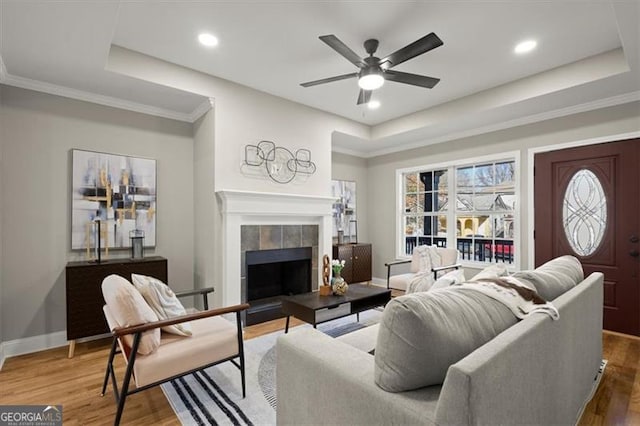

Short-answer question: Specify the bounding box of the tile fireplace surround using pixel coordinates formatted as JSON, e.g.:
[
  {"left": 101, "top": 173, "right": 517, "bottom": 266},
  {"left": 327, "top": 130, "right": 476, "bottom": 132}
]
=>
[{"left": 216, "top": 190, "right": 335, "bottom": 308}]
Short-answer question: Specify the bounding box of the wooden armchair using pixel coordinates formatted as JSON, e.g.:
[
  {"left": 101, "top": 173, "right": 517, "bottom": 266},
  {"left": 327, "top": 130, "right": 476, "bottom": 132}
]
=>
[
  {"left": 100, "top": 275, "right": 249, "bottom": 425},
  {"left": 385, "top": 246, "right": 461, "bottom": 291}
]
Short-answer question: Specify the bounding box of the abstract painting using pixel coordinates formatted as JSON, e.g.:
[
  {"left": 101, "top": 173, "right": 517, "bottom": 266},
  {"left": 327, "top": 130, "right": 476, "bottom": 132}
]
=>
[
  {"left": 71, "top": 149, "right": 156, "bottom": 250},
  {"left": 331, "top": 180, "right": 356, "bottom": 242}
]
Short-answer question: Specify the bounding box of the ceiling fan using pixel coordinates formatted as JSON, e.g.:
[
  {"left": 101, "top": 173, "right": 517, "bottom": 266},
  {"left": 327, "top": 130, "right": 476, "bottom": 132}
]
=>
[{"left": 300, "top": 33, "right": 443, "bottom": 105}]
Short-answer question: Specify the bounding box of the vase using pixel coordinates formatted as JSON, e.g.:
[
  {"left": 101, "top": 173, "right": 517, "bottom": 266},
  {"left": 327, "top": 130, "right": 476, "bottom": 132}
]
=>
[{"left": 331, "top": 271, "right": 349, "bottom": 296}]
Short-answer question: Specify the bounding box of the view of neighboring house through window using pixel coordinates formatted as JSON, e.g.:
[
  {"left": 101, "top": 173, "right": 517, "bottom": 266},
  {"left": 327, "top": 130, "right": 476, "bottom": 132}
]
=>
[{"left": 399, "top": 155, "right": 517, "bottom": 265}]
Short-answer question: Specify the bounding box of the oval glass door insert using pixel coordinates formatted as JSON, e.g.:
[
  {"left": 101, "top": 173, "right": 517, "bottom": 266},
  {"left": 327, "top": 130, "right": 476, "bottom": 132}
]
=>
[{"left": 562, "top": 169, "right": 607, "bottom": 256}]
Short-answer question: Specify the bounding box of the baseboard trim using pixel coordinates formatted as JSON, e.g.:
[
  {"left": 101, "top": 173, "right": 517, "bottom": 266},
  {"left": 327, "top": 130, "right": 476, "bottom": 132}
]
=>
[
  {"left": 2, "top": 331, "right": 68, "bottom": 362},
  {"left": 370, "top": 277, "right": 387, "bottom": 287},
  {"left": 0, "top": 341, "right": 5, "bottom": 370}
]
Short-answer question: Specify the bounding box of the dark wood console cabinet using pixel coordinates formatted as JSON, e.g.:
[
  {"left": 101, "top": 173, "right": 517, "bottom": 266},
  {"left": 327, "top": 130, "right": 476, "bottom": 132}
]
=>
[
  {"left": 332, "top": 243, "right": 372, "bottom": 284},
  {"left": 65, "top": 256, "right": 167, "bottom": 356}
]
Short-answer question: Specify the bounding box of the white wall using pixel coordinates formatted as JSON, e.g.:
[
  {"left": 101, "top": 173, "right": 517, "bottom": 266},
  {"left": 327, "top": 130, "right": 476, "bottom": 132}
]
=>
[
  {"left": 0, "top": 85, "right": 195, "bottom": 341},
  {"left": 331, "top": 151, "right": 369, "bottom": 246},
  {"left": 367, "top": 101, "right": 640, "bottom": 280},
  {"left": 107, "top": 46, "right": 371, "bottom": 197}
]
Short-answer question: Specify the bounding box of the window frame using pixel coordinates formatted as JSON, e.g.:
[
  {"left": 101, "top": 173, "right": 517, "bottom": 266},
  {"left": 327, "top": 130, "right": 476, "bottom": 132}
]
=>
[{"left": 395, "top": 151, "right": 521, "bottom": 270}]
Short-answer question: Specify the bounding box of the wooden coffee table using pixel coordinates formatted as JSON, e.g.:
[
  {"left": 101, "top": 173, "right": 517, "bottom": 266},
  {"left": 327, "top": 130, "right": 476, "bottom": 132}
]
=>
[{"left": 280, "top": 284, "right": 391, "bottom": 333}]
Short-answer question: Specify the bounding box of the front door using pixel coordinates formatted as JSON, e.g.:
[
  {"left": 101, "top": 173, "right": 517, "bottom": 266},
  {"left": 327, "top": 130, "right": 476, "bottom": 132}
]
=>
[{"left": 534, "top": 139, "right": 640, "bottom": 336}]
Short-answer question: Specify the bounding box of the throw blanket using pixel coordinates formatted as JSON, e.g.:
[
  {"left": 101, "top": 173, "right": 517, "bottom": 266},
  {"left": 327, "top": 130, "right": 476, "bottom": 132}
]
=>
[
  {"left": 454, "top": 276, "right": 560, "bottom": 320},
  {"left": 406, "top": 245, "right": 442, "bottom": 294}
]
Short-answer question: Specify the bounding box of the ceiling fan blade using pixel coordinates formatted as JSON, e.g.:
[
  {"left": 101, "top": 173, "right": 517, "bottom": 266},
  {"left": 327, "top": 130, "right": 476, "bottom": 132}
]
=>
[
  {"left": 357, "top": 89, "right": 372, "bottom": 105},
  {"left": 319, "top": 35, "right": 365, "bottom": 68},
  {"left": 380, "top": 32, "right": 443, "bottom": 69},
  {"left": 384, "top": 70, "right": 440, "bottom": 88},
  {"left": 300, "top": 72, "right": 358, "bottom": 87}
]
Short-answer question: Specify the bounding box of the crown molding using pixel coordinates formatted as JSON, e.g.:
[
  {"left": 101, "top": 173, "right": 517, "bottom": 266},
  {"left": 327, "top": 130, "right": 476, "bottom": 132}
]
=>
[
  {"left": 189, "top": 98, "right": 214, "bottom": 122},
  {"left": 331, "top": 145, "right": 369, "bottom": 158},
  {"left": 0, "top": 54, "right": 208, "bottom": 123},
  {"left": 362, "top": 90, "right": 640, "bottom": 158}
]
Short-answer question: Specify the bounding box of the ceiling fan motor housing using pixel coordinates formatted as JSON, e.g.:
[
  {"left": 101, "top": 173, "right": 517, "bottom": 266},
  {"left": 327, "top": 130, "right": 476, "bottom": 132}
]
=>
[{"left": 364, "top": 39, "right": 379, "bottom": 56}]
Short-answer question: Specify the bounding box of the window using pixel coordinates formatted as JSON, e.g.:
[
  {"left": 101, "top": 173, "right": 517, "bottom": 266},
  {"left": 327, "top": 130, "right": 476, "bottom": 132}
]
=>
[{"left": 398, "top": 154, "right": 518, "bottom": 265}]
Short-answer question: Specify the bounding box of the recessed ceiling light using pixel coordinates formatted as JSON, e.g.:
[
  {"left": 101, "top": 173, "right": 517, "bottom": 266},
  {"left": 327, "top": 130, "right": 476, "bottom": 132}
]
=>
[
  {"left": 198, "top": 33, "right": 219, "bottom": 47},
  {"left": 514, "top": 40, "right": 537, "bottom": 54},
  {"left": 368, "top": 100, "right": 381, "bottom": 109}
]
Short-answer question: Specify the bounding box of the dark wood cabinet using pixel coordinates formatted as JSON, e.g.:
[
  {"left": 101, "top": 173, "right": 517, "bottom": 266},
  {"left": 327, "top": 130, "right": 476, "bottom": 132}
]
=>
[
  {"left": 332, "top": 243, "right": 372, "bottom": 283},
  {"left": 65, "top": 256, "right": 168, "bottom": 346}
]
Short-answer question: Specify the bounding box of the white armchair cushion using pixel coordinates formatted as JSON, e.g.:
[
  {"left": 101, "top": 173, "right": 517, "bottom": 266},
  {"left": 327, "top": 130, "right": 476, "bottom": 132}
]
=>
[
  {"left": 132, "top": 316, "right": 238, "bottom": 388},
  {"left": 131, "top": 273, "right": 192, "bottom": 337},
  {"left": 101, "top": 274, "right": 160, "bottom": 355},
  {"left": 388, "top": 273, "right": 414, "bottom": 291}
]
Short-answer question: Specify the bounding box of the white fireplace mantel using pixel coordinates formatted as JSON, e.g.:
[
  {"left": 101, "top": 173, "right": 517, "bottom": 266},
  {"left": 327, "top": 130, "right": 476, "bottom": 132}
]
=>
[
  {"left": 217, "top": 189, "right": 337, "bottom": 216},
  {"left": 216, "top": 189, "right": 336, "bottom": 307}
]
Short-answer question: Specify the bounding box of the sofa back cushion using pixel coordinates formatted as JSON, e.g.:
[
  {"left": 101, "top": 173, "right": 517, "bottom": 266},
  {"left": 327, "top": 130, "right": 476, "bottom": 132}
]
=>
[
  {"left": 375, "top": 288, "right": 517, "bottom": 392},
  {"left": 511, "top": 255, "right": 583, "bottom": 301}
]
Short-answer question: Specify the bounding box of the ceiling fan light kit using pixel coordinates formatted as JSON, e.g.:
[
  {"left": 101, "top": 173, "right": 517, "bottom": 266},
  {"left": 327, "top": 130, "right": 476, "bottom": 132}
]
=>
[
  {"left": 300, "top": 32, "right": 443, "bottom": 105},
  {"left": 358, "top": 68, "right": 384, "bottom": 90}
]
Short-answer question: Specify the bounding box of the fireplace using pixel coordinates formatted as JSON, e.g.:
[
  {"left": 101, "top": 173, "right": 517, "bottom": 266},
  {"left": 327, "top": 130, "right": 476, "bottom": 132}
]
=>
[
  {"left": 245, "top": 247, "right": 312, "bottom": 325},
  {"left": 216, "top": 190, "right": 335, "bottom": 313}
]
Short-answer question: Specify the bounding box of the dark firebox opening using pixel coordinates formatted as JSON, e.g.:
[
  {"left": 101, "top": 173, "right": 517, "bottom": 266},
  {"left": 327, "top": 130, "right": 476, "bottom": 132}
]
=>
[{"left": 245, "top": 247, "right": 312, "bottom": 325}]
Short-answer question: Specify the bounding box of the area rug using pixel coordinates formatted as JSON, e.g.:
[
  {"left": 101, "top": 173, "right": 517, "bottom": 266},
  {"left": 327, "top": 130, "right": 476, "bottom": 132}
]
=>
[{"left": 161, "top": 309, "right": 383, "bottom": 425}]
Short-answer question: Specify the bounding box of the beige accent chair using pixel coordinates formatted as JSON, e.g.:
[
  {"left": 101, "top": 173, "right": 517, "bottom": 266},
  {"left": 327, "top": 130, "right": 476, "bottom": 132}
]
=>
[
  {"left": 100, "top": 276, "right": 249, "bottom": 426},
  {"left": 385, "top": 246, "right": 461, "bottom": 291}
]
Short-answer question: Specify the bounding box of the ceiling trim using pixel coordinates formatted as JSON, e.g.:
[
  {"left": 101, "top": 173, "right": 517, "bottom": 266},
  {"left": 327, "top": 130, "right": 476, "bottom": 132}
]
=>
[
  {"left": 189, "top": 98, "right": 215, "bottom": 122},
  {"left": 0, "top": 54, "right": 203, "bottom": 123},
  {"left": 357, "top": 90, "right": 640, "bottom": 158}
]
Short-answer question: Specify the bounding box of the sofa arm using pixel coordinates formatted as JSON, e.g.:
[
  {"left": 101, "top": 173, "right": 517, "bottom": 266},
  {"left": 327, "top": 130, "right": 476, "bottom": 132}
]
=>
[{"left": 276, "top": 328, "right": 441, "bottom": 425}]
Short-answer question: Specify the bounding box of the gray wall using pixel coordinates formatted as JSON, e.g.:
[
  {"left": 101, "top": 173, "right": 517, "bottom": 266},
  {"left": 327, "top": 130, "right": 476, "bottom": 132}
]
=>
[
  {"left": 367, "top": 101, "right": 640, "bottom": 280},
  {"left": 0, "top": 86, "right": 195, "bottom": 341},
  {"left": 193, "top": 107, "right": 219, "bottom": 307},
  {"left": 0, "top": 85, "right": 5, "bottom": 346},
  {"left": 332, "top": 152, "right": 369, "bottom": 247}
]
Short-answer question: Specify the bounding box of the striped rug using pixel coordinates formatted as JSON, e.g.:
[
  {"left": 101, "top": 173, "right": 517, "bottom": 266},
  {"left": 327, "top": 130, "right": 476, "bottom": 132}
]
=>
[{"left": 161, "top": 310, "right": 383, "bottom": 425}]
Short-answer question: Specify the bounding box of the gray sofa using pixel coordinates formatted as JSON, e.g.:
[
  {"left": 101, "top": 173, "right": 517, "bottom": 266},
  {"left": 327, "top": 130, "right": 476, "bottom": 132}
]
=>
[{"left": 276, "top": 271, "right": 603, "bottom": 425}]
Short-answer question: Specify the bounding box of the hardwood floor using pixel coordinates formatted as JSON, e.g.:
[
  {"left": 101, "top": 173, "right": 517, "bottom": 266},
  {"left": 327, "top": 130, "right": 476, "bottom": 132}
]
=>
[{"left": 0, "top": 322, "right": 638, "bottom": 425}]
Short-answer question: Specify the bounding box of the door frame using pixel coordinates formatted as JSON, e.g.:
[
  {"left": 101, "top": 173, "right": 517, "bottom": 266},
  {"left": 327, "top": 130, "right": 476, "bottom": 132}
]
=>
[{"left": 526, "top": 130, "right": 640, "bottom": 268}]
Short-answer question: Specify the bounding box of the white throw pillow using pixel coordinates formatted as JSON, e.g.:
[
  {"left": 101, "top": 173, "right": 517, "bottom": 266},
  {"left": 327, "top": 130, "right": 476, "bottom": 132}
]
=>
[
  {"left": 101, "top": 274, "right": 161, "bottom": 355},
  {"left": 431, "top": 268, "right": 466, "bottom": 290},
  {"left": 131, "top": 273, "right": 192, "bottom": 337},
  {"left": 470, "top": 263, "right": 509, "bottom": 281}
]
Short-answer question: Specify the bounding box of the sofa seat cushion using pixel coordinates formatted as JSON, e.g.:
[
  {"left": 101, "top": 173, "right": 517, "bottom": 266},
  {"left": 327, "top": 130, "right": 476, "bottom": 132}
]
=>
[
  {"left": 336, "top": 323, "right": 380, "bottom": 353},
  {"left": 511, "top": 255, "right": 583, "bottom": 300},
  {"left": 375, "top": 287, "right": 517, "bottom": 392},
  {"left": 388, "top": 273, "right": 414, "bottom": 291},
  {"left": 132, "top": 315, "right": 239, "bottom": 388}
]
